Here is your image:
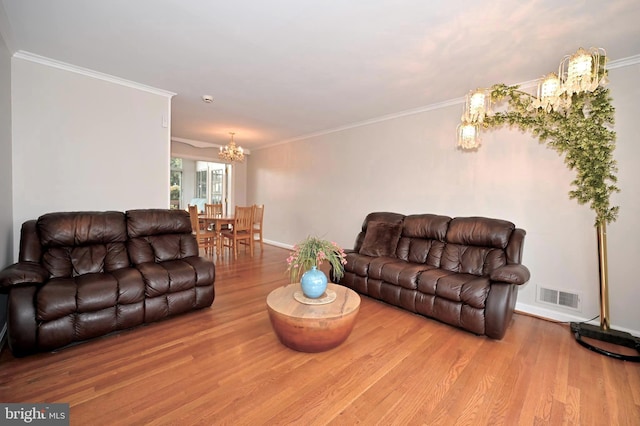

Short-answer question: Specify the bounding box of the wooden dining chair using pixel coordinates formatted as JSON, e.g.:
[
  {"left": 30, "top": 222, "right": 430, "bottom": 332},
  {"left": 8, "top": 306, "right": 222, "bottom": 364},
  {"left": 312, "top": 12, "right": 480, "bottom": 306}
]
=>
[
  {"left": 251, "top": 204, "right": 264, "bottom": 250},
  {"left": 239, "top": 204, "right": 264, "bottom": 252},
  {"left": 221, "top": 205, "right": 254, "bottom": 259},
  {"left": 204, "top": 203, "right": 223, "bottom": 231},
  {"left": 205, "top": 203, "right": 223, "bottom": 217},
  {"left": 188, "top": 205, "right": 217, "bottom": 256}
]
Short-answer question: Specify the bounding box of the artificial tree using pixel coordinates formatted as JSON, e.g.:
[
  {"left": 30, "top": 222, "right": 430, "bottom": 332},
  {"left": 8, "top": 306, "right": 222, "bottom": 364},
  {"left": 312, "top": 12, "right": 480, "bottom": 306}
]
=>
[{"left": 476, "top": 82, "right": 639, "bottom": 361}]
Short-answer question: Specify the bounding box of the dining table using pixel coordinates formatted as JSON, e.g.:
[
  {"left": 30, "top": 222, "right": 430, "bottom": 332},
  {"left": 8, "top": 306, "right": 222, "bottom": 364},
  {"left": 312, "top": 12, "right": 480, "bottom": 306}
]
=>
[{"left": 198, "top": 214, "right": 235, "bottom": 257}]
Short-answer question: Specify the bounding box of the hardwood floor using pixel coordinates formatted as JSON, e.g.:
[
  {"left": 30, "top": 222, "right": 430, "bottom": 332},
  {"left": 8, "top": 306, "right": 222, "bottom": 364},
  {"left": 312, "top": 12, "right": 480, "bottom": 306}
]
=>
[{"left": 1, "top": 244, "right": 639, "bottom": 425}]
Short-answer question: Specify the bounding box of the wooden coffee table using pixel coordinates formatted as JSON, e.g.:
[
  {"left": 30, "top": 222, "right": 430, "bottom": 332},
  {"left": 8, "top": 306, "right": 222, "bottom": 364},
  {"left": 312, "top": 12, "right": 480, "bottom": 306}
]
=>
[{"left": 266, "top": 283, "right": 361, "bottom": 352}]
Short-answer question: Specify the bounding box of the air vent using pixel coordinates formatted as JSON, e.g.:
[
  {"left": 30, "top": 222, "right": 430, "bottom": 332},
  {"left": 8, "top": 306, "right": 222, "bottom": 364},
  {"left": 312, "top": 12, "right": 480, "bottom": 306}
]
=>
[{"left": 537, "top": 286, "right": 581, "bottom": 311}]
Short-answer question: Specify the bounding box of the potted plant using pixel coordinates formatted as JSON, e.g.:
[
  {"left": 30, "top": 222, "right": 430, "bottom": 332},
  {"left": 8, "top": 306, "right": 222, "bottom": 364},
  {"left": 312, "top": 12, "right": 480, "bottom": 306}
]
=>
[{"left": 286, "top": 236, "right": 347, "bottom": 298}]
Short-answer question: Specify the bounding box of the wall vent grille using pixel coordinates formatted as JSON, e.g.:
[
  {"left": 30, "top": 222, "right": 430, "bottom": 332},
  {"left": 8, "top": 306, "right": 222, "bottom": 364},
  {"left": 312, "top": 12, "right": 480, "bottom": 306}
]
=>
[{"left": 537, "top": 286, "right": 581, "bottom": 311}]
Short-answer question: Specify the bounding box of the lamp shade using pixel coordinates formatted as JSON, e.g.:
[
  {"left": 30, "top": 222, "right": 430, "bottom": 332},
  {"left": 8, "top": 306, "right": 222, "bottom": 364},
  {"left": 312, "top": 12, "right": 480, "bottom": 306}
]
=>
[
  {"left": 560, "top": 47, "right": 606, "bottom": 96},
  {"left": 457, "top": 121, "right": 480, "bottom": 150},
  {"left": 463, "top": 89, "right": 491, "bottom": 124}
]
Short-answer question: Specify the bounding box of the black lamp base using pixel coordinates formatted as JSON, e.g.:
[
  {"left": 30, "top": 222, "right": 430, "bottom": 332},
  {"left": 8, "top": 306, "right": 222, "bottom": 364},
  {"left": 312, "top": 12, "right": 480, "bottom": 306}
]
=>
[{"left": 570, "top": 322, "right": 640, "bottom": 362}]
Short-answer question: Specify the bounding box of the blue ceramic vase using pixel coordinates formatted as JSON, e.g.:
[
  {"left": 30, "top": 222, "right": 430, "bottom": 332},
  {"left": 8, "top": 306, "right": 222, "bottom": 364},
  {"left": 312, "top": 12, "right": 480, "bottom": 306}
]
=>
[{"left": 300, "top": 266, "right": 328, "bottom": 298}]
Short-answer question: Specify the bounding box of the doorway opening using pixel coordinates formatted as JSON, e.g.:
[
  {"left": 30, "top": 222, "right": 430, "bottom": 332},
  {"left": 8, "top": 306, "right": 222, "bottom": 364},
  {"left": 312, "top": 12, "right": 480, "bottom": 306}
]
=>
[{"left": 170, "top": 157, "right": 232, "bottom": 215}]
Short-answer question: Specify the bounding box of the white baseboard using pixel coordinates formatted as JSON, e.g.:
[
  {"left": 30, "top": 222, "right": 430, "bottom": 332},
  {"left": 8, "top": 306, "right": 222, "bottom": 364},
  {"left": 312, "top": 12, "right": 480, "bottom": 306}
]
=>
[
  {"left": 263, "top": 239, "right": 293, "bottom": 250},
  {"left": 515, "top": 301, "right": 640, "bottom": 337}
]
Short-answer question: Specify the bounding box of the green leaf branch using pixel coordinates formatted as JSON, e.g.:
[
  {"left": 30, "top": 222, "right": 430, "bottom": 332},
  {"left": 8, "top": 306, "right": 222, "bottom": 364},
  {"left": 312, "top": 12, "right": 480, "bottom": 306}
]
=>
[{"left": 483, "top": 84, "right": 619, "bottom": 225}]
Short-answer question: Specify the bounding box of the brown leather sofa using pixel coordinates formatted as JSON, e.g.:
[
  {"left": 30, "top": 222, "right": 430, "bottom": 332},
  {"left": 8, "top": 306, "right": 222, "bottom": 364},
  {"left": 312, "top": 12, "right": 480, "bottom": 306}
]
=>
[
  {"left": 0, "top": 209, "right": 215, "bottom": 356},
  {"left": 336, "top": 212, "right": 530, "bottom": 339}
]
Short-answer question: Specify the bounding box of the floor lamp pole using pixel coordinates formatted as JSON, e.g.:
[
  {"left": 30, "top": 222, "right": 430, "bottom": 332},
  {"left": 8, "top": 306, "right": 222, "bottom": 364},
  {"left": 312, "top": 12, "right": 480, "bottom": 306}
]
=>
[
  {"left": 597, "top": 223, "right": 610, "bottom": 330},
  {"left": 570, "top": 222, "right": 640, "bottom": 362}
]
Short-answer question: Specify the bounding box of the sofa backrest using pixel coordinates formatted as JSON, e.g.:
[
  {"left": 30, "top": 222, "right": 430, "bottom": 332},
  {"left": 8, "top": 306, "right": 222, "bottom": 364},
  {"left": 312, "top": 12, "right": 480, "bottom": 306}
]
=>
[
  {"left": 396, "top": 214, "right": 451, "bottom": 266},
  {"left": 36, "top": 211, "right": 130, "bottom": 278},
  {"left": 441, "top": 216, "right": 515, "bottom": 276},
  {"left": 355, "top": 212, "right": 526, "bottom": 277},
  {"left": 18, "top": 220, "right": 41, "bottom": 263},
  {"left": 126, "top": 209, "right": 199, "bottom": 265}
]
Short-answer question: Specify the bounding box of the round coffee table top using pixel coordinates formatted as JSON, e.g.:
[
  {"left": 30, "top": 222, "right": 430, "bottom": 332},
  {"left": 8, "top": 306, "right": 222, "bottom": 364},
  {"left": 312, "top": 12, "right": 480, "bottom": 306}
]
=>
[{"left": 266, "top": 283, "right": 360, "bottom": 319}]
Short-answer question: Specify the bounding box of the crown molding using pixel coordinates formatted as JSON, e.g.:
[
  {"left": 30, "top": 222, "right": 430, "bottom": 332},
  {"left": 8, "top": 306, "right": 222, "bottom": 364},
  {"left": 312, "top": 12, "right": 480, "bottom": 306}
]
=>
[
  {"left": 607, "top": 54, "right": 640, "bottom": 69},
  {"left": 256, "top": 53, "right": 640, "bottom": 150},
  {"left": 172, "top": 137, "right": 251, "bottom": 154},
  {"left": 13, "top": 50, "right": 176, "bottom": 98},
  {"left": 256, "top": 97, "right": 463, "bottom": 150}
]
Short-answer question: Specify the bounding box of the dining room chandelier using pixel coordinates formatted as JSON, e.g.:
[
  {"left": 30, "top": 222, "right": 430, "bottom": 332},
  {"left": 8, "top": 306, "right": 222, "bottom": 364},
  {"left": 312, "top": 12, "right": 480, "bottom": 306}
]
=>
[
  {"left": 457, "top": 47, "right": 607, "bottom": 150},
  {"left": 218, "top": 132, "right": 245, "bottom": 162}
]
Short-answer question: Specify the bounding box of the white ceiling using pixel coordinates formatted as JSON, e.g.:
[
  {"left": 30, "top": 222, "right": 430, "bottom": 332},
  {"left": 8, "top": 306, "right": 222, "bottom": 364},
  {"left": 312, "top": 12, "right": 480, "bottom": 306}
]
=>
[{"left": 2, "top": 0, "right": 640, "bottom": 151}]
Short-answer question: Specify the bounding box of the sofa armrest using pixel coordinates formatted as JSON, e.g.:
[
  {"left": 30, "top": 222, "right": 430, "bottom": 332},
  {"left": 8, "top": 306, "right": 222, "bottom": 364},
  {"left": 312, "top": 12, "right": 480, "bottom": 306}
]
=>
[
  {"left": 490, "top": 264, "right": 530, "bottom": 285},
  {"left": 0, "top": 262, "right": 49, "bottom": 289}
]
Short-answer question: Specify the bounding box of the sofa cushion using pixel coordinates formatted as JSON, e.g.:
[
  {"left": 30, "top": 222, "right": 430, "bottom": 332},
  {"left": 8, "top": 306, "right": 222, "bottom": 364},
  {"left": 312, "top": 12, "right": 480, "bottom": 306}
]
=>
[
  {"left": 396, "top": 239, "right": 446, "bottom": 266},
  {"left": 126, "top": 209, "right": 199, "bottom": 264},
  {"left": 445, "top": 216, "right": 514, "bottom": 249},
  {"left": 359, "top": 221, "right": 403, "bottom": 257},
  {"left": 441, "top": 245, "right": 507, "bottom": 276},
  {"left": 354, "top": 212, "right": 405, "bottom": 253},
  {"left": 36, "top": 269, "right": 145, "bottom": 321},
  {"left": 38, "top": 211, "right": 128, "bottom": 247},
  {"left": 366, "top": 256, "right": 406, "bottom": 280},
  {"left": 402, "top": 214, "right": 450, "bottom": 240},
  {"left": 126, "top": 209, "right": 192, "bottom": 237},
  {"left": 380, "top": 261, "right": 436, "bottom": 290},
  {"left": 37, "top": 211, "right": 130, "bottom": 278},
  {"left": 344, "top": 252, "right": 372, "bottom": 276},
  {"left": 395, "top": 214, "right": 450, "bottom": 265}
]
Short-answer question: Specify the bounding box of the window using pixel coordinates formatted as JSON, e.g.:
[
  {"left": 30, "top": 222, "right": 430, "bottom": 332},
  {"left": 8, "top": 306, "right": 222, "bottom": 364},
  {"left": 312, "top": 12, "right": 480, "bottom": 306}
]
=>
[
  {"left": 195, "top": 161, "right": 230, "bottom": 214},
  {"left": 211, "top": 169, "right": 223, "bottom": 203},
  {"left": 195, "top": 169, "right": 207, "bottom": 199},
  {"left": 170, "top": 157, "right": 183, "bottom": 209}
]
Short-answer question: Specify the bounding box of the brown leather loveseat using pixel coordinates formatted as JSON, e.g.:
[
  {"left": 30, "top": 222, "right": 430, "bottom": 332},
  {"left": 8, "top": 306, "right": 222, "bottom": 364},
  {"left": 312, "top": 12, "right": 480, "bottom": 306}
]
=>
[
  {"left": 336, "top": 212, "right": 530, "bottom": 339},
  {"left": 0, "top": 209, "right": 215, "bottom": 356}
]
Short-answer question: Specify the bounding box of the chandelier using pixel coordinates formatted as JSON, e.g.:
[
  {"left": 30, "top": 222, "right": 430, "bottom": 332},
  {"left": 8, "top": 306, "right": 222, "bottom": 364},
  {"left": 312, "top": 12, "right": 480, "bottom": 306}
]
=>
[
  {"left": 218, "top": 132, "right": 245, "bottom": 162},
  {"left": 457, "top": 47, "right": 607, "bottom": 150}
]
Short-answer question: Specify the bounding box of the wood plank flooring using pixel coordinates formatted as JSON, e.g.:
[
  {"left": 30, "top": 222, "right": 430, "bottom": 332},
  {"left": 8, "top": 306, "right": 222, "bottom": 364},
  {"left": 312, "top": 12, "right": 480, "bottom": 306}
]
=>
[{"left": 1, "top": 244, "right": 639, "bottom": 425}]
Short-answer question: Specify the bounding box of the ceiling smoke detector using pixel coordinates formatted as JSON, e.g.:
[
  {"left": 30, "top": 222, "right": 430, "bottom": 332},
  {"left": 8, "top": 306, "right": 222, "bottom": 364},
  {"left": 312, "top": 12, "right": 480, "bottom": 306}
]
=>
[{"left": 202, "top": 95, "right": 214, "bottom": 103}]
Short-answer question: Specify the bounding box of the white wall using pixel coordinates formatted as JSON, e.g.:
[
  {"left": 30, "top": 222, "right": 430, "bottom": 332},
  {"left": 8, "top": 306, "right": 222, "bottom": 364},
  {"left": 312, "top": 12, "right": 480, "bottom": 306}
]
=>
[
  {"left": 0, "top": 24, "right": 13, "bottom": 338},
  {"left": 11, "top": 56, "right": 173, "bottom": 258},
  {"left": 0, "top": 28, "right": 12, "bottom": 268},
  {"left": 248, "top": 62, "right": 640, "bottom": 334},
  {"left": 606, "top": 63, "right": 640, "bottom": 336},
  {"left": 181, "top": 158, "right": 197, "bottom": 209}
]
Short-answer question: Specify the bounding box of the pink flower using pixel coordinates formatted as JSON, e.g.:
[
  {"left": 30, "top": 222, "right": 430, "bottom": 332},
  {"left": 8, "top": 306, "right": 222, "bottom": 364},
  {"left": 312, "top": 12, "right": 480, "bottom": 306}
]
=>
[{"left": 286, "top": 236, "right": 348, "bottom": 283}]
